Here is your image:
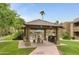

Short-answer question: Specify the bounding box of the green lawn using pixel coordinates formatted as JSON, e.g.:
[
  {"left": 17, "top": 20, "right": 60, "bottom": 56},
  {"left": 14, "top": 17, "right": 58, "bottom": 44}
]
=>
[
  {"left": 57, "top": 40, "right": 79, "bottom": 55},
  {"left": 0, "top": 41, "right": 35, "bottom": 55}
]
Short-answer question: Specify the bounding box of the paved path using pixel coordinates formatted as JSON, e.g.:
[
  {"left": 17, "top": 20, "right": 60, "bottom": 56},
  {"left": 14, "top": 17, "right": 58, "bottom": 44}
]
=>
[
  {"left": 18, "top": 40, "right": 36, "bottom": 48},
  {"left": 30, "top": 41, "right": 60, "bottom": 55}
]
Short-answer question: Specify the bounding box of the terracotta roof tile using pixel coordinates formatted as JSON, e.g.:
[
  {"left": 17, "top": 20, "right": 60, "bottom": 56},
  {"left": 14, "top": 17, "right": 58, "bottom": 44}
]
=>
[{"left": 25, "top": 19, "right": 62, "bottom": 27}]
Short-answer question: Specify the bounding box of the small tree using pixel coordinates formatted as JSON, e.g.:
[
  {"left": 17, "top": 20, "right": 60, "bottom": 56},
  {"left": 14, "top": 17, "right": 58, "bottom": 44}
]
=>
[
  {"left": 0, "top": 3, "right": 25, "bottom": 36},
  {"left": 62, "top": 32, "right": 71, "bottom": 40}
]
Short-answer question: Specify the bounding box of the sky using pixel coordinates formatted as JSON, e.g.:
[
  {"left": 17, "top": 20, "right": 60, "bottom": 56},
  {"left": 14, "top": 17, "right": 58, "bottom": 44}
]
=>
[{"left": 10, "top": 3, "right": 79, "bottom": 22}]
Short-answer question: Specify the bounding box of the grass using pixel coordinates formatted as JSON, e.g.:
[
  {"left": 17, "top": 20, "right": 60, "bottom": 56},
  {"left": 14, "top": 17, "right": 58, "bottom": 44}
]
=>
[
  {"left": 57, "top": 40, "right": 79, "bottom": 55},
  {"left": 0, "top": 41, "right": 35, "bottom": 55}
]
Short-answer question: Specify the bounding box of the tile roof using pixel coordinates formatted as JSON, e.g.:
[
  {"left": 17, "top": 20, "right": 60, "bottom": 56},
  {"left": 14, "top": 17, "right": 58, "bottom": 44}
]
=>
[
  {"left": 25, "top": 19, "right": 62, "bottom": 27},
  {"left": 73, "top": 17, "right": 79, "bottom": 23}
]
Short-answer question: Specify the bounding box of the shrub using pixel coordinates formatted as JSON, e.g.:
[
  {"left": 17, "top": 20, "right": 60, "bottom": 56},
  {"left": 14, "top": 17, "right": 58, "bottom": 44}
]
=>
[
  {"left": 3, "top": 31, "right": 23, "bottom": 40},
  {"left": 3, "top": 35, "right": 13, "bottom": 40},
  {"left": 3, "top": 34, "right": 15, "bottom": 40},
  {"left": 13, "top": 31, "right": 23, "bottom": 40},
  {"left": 62, "top": 32, "right": 71, "bottom": 40},
  {"left": 72, "top": 37, "right": 75, "bottom": 40}
]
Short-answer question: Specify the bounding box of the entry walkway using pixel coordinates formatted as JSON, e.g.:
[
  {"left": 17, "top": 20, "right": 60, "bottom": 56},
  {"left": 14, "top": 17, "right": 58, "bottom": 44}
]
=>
[{"left": 30, "top": 41, "right": 60, "bottom": 55}]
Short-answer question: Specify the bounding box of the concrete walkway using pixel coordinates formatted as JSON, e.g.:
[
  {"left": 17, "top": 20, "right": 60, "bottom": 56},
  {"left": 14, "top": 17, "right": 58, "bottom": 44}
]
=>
[
  {"left": 18, "top": 40, "right": 36, "bottom": 48},
  {"left": 30, "top": 41, "right": 60, "bottom": 55}
]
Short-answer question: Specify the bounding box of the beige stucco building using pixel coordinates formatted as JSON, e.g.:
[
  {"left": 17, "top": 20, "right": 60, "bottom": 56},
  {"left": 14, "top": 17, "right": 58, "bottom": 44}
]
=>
[{"left": 61, "top": 18, "right": 79, "bottom": 40}]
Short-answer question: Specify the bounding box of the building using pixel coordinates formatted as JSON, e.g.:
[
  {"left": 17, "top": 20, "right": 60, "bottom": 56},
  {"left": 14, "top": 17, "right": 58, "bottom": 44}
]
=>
[
  {"left": 62, "top": 17, "right": 79, "bottom": 40},
  {"left": 72, "top": 18, "right": 79, "bottom": 39}
]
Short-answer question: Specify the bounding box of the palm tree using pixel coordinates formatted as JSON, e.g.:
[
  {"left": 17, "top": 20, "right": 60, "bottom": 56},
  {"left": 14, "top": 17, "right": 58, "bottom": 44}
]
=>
[
  {"left": 56, "top": 20, "right": 59, "bottom": 24},
  {"left": 40, "top": 10, "right": 45, "bottom": 20}
]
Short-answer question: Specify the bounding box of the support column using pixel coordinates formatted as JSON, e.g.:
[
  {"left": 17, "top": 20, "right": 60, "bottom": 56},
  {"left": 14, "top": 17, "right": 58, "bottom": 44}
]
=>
[
  {"left": 70, "top": 23, "right": 74, "bottom": 37},
  {"left": 24, "top": 27, "right": 31, "bottom": 46},
  {"left": 55, "top": 27, "right": 59, "bottom": 44},
  {"left": 23, "top": 27, "right": 26, "bottom": 42},
  {"left": 44, "top": 29, "right": 46, "bottom": 40},
  {"left": 26, "top": 28, "right": 29, "bottom": 40}
]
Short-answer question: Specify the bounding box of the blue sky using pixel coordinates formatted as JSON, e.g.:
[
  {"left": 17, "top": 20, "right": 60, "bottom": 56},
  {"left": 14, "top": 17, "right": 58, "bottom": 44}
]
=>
[{"left": 10, "top": 3, "right": 79, "bottom": 22}]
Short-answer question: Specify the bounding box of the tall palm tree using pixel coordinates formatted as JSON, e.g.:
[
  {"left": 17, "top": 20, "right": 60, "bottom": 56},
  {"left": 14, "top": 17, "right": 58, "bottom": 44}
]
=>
[
  {"left": 40, "top": 10, "right": 45, "bottom": 20},
  {"left": 56, "top": 20, "right": 59, "bottom": 24}
]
